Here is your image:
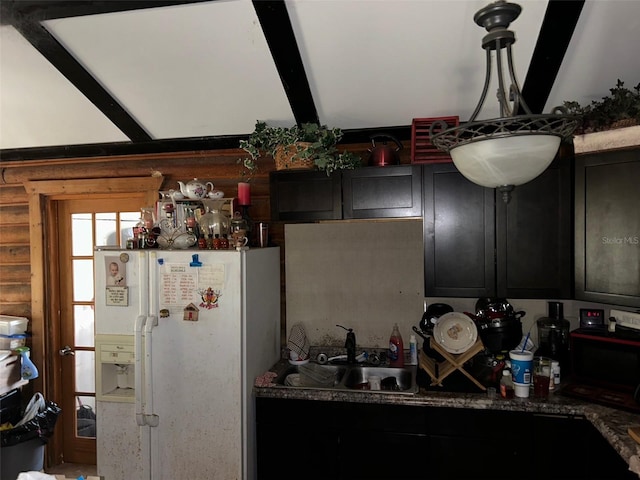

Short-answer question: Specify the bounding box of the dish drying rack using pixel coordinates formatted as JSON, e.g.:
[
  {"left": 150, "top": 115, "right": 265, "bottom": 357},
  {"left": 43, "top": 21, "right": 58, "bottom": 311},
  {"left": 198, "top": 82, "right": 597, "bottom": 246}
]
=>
[{"left": 419, "top": 337, "right": 486, "bottom": 391}]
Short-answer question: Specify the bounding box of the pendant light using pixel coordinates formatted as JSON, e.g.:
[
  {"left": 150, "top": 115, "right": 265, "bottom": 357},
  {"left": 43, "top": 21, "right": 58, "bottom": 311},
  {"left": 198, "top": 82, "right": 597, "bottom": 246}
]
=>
[{"left": 430, "top": 0, "right": 577, "bottom": 202}]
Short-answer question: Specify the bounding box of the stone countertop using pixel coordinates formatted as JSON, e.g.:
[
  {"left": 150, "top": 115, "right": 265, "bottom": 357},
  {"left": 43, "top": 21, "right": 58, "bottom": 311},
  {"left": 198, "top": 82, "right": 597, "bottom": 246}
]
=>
[{"left": 255, "top": 360, "right": 640, "bottom": 474}]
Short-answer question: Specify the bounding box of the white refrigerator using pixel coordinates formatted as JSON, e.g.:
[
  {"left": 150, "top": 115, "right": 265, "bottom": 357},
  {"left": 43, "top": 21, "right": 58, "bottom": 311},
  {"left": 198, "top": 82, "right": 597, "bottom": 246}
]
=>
[{"left": 93, "top": 247, "right": 281, "bottom": 480}]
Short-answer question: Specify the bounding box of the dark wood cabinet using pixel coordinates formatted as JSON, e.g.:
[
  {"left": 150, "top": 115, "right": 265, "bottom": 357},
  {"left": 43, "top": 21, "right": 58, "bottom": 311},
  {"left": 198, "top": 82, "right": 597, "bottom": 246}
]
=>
[
  {"left": 531, "top": 413, "right": 636, "bottom": 480},
  {"left": 342, "top": 165, "right": 422, "bottom": 219},
  {"left": 423, "top": 155, "right": 572, "bottom": 298},
  {"left": 426, "top": 407, "right": 530, "bottom": 479},
  {"left": 496, "top": 156, "right": 573, "bottom": 298},
  {"left": 574, "top": 148, "right": 640, "bottom": 307},
  {"left": 256, "top": 398, "right": 634, "bottom": 480},
  {"left": 269, "top": 165, "right": 422, "bottom": 221},
  {"left": 269, "top": 170, "right": 342, "bottom": 221},
  {"left": 256, "top": 398, "right": 340, "bottom": 479},
  {"left": 423, "top": 163, "right": 495, "bottom": 297}
]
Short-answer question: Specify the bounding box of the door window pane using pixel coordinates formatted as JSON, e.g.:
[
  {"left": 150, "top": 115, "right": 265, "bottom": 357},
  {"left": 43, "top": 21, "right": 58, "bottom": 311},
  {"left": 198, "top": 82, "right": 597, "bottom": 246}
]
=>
[
  {"left": 75, "top": 351, "right": 95, "bottom": 392},
  {"left": 73, "top": 259, "right": 94, "bottom": 301},
  {"left": 121, "top": 211, "right": 141, "bottom": 246},
  {"left": 76, "top": 396, "right": 96, "bottom": 438},
  {"left": 74, "top": 305, "right": 94, "bottom": 347},
  {"left": 72, "top": 213, "right": 93, "bottom": 256},
  {"left": 96, "top": 213, "right": 117, "bottom": 247}
]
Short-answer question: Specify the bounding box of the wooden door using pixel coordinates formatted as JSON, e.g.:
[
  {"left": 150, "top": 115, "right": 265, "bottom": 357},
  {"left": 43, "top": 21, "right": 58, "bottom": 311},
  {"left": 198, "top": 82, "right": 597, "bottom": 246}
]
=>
[{"left": 55, "top": 198, "right": 145, "bottom": 464}]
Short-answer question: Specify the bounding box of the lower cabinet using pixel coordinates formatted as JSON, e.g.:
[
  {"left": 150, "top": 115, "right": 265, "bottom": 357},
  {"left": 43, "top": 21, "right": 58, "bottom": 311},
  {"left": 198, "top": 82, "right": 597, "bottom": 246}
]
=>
[{"left": 256, "top": 398, "right": 635, "bottom": 480}]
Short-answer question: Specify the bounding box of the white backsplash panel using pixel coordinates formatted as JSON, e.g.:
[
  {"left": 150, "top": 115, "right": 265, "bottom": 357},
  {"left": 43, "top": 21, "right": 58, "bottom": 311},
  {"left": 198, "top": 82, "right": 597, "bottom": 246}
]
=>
[
  {"left": 285, "top": 220, "right": 424, "bottom": 348},
  {"left": 284, "top": 220, "right": 631, "bottom": 352}
]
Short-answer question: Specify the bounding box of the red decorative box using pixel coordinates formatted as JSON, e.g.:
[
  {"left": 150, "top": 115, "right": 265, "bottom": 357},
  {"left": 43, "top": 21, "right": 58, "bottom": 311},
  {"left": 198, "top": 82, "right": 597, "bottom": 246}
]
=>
[{"left": 411, "top": 116, "right": 460, "bottom": 164}]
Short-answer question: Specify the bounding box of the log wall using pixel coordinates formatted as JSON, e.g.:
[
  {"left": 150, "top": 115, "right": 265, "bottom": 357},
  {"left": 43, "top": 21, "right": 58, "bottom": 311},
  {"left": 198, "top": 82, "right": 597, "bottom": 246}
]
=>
[{"left": 0, "top": 143, "right": 395, "bottom": 346}]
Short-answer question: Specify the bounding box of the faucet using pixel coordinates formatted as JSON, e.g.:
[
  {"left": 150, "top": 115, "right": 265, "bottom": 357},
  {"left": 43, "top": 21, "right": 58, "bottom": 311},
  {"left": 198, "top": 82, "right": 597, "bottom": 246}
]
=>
[{"left": 337, "top": 325, "right": 356, "bottom": 364}]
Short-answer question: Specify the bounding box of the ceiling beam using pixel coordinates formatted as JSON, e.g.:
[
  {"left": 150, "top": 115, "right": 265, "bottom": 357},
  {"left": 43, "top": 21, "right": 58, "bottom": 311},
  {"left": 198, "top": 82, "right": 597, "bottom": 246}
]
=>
[
  {"left": 0, "top": 126, "right": 415, "bottom": 162},
  {"left": 521, "top": 0, "right": 585, "bottom": 114},
  {"left": 13, "top": 20, "right": 153, "bottom": 142},
  {"left": 0, "top": 1, "right": 211, "bottom": 25},
  {"left": 0, "top": 136, "right": 240, "bottom": 162},
  {"left": 252, "top": 0, "right": 319, "bottom": 125}
]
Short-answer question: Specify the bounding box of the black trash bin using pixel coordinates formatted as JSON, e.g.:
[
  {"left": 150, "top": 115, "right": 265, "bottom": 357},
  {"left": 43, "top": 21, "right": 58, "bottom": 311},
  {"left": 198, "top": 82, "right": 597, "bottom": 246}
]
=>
[{"left": 0, "top": 392, "right": 61, "bottom": 480}]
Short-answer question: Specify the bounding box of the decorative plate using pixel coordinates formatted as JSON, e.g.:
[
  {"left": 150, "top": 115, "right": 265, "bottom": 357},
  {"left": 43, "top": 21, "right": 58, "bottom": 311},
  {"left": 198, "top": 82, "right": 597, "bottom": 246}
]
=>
[{"left": 433, "top": 312, "right": 478, "bottom": 354}]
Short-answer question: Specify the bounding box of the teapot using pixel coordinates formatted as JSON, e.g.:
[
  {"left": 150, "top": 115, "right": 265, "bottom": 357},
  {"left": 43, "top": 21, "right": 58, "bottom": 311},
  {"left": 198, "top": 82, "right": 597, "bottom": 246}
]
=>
[
  {"left": 368, "top": 134, "right": 402, "bottom": 166},
  {"left": 177, "top": 178, "right": 214, "bottom": 200}
]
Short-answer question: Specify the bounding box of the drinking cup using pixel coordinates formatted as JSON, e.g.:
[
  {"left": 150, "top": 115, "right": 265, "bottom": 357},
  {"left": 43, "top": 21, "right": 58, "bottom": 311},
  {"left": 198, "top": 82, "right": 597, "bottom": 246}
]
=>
[
  {"left": 533, "top": 356, "right": 552, "bottom": 398},
  {"left": 258, "top": 222, "right": 269, "bottom": 248},
  {"left": 509, "top": 350, "right": 533, "bottom": 398},
  {"left": 234, "top": 235, "right": 248, "bottom": 250}
]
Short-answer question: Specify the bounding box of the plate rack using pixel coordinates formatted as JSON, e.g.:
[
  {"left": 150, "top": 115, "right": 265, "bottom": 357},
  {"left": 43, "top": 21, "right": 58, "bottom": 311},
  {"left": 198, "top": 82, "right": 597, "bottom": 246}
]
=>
[{"left": 419, "top": 337, "right": 486, "bottom": 391}]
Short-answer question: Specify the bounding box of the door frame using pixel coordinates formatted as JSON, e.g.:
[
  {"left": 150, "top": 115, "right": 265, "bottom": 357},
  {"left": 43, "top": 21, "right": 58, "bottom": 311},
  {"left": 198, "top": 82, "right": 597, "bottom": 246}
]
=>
[{"left": 24, "top": 176, "right": 163, "bottom": 466}]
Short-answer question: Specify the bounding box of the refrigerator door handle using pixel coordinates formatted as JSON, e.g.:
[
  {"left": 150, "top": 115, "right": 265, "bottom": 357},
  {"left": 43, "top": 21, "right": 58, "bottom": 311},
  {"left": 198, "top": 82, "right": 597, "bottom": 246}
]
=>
[
  {"left": 143, "top": 314, "right": 159, "bottom": 427},
  {"left": 134, "top": 314, "right": 148, "bottom": 427}
]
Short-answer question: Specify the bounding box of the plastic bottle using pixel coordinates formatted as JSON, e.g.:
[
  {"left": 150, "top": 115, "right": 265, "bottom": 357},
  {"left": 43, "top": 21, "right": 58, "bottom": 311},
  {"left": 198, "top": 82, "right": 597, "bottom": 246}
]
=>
[
  {"left": 389, "top": 323, "right": 404, "bottom": 367},
  {"left": 551, "top": 360, "right": 561, "bottom": 387},
  {"left": 409, "top": 334, "right": 418, "bottom": 365},
  {"left": 500, "top": 369, "right": 515, "bottom": 399}
]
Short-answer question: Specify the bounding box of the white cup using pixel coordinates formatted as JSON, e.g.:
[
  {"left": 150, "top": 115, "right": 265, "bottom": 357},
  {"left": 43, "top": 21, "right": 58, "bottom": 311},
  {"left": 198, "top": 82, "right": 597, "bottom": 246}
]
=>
[
  {"left": 369, "top": 375, "right": 381, "bottom": 390},
  {"left": 514, "top": 382, "right": 530, "bottom": 398}
]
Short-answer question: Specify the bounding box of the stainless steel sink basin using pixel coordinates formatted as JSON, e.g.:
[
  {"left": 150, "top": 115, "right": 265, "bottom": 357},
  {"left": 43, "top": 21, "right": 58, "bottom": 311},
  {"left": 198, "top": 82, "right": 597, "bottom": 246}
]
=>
[
  {"left": 343, "top": 366, "right": 415, "bottom": 392},
  {"left": 274, "top": 363, "right": 418, "bottom": 394},
  {"left": 275, "top": 364, "right": 347, "bottom": 388}
]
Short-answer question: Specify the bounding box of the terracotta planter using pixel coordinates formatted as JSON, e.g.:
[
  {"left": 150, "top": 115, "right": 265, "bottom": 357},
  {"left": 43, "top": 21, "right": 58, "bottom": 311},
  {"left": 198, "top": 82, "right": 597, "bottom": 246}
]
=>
[{"left": 274, "top": 142, "right": 315, "bottom": 170}]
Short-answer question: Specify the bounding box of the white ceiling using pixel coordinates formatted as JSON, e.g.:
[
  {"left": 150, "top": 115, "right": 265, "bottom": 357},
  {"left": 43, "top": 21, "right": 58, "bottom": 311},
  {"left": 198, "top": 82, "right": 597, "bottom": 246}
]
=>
[{"left": 0, "top": 0, "right": 639, "bottom": 157}]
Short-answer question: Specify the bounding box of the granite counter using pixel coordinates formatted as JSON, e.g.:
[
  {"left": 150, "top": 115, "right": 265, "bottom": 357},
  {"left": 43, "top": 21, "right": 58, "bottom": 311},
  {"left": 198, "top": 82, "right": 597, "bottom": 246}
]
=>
[{"left": 255, "top": 360, "right": 640, "bottom": 475}]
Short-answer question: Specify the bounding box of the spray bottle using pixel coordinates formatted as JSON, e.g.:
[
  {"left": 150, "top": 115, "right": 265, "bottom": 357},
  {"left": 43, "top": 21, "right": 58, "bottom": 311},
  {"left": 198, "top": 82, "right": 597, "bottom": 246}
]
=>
[{"left": 389, "top": 323, "right": 404, "bottom": 368}]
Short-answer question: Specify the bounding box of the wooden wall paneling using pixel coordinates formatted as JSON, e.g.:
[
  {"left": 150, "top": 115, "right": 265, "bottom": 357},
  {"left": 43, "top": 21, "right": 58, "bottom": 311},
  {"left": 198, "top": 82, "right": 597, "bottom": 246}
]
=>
[
  {"left": 0, "top": 185, "right": 31, "bottom": 320},
  {"left": 0, "top": 264, "right": 30, "bottom": 282},
  {"left": 0, "top": 227, "right": 30, "bottom": 244},
  {"left": 0, "top": 145, "right": 375, "bottom": 408}
]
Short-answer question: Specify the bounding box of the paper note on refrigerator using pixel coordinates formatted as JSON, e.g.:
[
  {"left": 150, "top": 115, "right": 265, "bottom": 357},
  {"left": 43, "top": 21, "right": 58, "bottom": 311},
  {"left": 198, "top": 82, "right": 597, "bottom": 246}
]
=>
[
  {"left": 159, "top": 263, "right": 198, "bottom": 307},
  {"left": 197, "top": 264, "right": 225, "bottom": 289}
]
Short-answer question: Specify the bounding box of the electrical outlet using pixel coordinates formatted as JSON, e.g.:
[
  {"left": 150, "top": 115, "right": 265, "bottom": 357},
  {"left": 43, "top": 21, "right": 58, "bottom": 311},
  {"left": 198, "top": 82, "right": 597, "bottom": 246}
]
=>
[{"left": 610, "top": 309, "right": 640, "bottom": 330}]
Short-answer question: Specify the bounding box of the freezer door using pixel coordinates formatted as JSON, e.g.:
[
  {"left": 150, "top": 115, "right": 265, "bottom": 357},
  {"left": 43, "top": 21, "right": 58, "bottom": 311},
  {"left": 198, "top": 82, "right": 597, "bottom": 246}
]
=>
[
  {"left": 96, "top": 401, "right": 150, "bottom": 480},
  {"left": 94, "top": 249, "right": 149, "bottom": 335}
]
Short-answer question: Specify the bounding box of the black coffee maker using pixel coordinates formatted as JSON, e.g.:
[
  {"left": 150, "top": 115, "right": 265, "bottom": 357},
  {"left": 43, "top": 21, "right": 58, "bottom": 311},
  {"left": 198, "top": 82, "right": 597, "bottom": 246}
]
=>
[{"left": 536, "top": 301, "right": 570, "bottom": 363}]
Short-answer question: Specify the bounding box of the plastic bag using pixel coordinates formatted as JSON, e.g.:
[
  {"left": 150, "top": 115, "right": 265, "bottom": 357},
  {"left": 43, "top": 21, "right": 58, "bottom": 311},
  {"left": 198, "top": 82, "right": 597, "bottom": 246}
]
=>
[
  {"left": 16, "top": 473, "right": 58, "bottom": 480},
  {"left": 0, "top": 393, "right": 61, "bottom": 447},
  {"left": 14, "top": 392, "right": 45, "bottom": 427}
]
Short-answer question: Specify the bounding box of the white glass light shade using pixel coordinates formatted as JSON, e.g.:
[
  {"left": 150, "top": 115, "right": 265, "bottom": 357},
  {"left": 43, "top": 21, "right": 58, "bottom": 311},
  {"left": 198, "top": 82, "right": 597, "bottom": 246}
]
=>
[{"left": 449, "top": 134, "right": 561, "bottom": 188}]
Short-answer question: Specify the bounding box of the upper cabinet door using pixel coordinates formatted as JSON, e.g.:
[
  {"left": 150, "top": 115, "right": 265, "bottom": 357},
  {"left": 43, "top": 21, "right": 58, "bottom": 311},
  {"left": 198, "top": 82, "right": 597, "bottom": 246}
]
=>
[
  {"left": 575, "top": 149, "right": 640, "bottom": 307},
  {"left": 342, "top": 165, "right": 422, "bottom": 219},
  {"left": 496, "top": 156, "right": 573, "bottom": 299},
  {"left": 423, "top": 164, "right": 495, "bottom": 297},
  {"left": 269, "top": 170, "right": 342, "bottom": 221}
]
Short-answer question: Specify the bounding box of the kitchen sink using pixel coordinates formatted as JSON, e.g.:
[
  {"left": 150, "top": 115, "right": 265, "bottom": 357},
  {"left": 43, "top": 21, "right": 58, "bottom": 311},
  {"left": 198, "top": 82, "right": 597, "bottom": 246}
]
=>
[
  {"left": 274, "top": 363, "right": 418, "bottom": 394},
  {"left": 343, "top": 366, "right": 414, "bottom": 391}
]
